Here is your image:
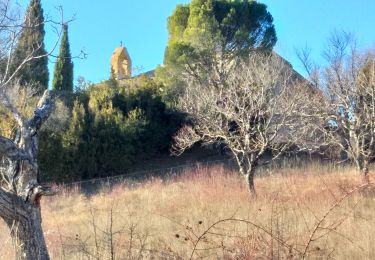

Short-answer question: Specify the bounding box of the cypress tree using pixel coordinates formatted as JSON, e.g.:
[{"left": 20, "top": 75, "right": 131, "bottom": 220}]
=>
[
  {"left": 11, "top": 0, "right": 49, "bottom": 93},
  {"left": 52, "top": 24, "right": 73, "bottom": 92}
]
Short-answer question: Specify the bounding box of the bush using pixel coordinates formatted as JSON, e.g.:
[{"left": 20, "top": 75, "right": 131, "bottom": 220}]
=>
[{"left": 38, "top": 76, "right": 183, "bottom": 182}]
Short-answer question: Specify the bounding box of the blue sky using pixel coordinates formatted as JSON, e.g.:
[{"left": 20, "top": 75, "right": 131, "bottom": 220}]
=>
[
  {"left": 262, "top": 0, "right": 375, "bottom": 74},
  {"left": 16, "top": 0, "right": 375, "bottom": 85}
]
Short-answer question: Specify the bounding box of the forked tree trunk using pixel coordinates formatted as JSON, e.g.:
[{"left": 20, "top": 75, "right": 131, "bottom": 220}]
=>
[
  {"left": 237, "top": 155, "right": 257, "bottom": 194},
  {"left": 0, "top": 90, "right": 56, "bottom": 260},
  {"left": 1, "top": 140, "right": 52, "bottom": 259}
]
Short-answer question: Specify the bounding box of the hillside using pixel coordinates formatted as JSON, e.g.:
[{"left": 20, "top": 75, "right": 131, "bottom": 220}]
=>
[{"left": 1, "top": 164, "right": 373, "bottom": 259}]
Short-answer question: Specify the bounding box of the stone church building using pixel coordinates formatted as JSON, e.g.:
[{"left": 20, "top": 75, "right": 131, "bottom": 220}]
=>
[
  {"left": 110, "top": 46, "right": 132, "bottom": 80},
  {"left": 110, "top": 45, "right": 155, "bottom": 80}
]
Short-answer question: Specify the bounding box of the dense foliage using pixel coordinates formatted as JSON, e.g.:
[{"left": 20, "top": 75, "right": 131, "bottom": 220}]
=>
[
  {"left": 38, "top": 76, "right": 182, "bottom": 182},
  {"left": 165, "top": 0, "right": 276, "bottom": 61},
  {"left": 156, "top": 0, "right": 276, "bottom": 103},
  {"left": 52, "top": 24, "right": 73, "bottom": 92},
  {"left": 10, "top": 0, "right": 48, "bottom": 93}
]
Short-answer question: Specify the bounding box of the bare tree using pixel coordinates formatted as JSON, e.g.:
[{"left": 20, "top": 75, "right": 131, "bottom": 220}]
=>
[
  {"left": 172, "top": 53, "right": 313, "bottom": 193},
  {"left": 0, "top": 1, "right": 65, "bottom": 259},
  {"left": 298, "top": 32, "right": 375, "bottom": 182}
]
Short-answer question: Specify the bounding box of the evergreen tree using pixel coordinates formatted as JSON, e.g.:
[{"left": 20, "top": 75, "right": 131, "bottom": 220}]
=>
[
  {"left": 11, "top": 0, "right": 49, "bottom": 93},
  {"left": 165, "top": 0, "right": 276, "bottom": 65},
  {"left": 157, "top": 0, "right": 277, "bottom": 101},
  {"left": 38, "top": 78, "right": 181, "bottom": 182},
  {"left": 52, "top": 24, "right": 73, "bottom": 92}
]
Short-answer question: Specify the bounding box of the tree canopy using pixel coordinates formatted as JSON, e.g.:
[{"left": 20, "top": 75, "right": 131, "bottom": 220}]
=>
[
  {"left": 157, "top": 0, "right": 276, "bottom": 103},
  {"left": 299, "top": 33, "right": 375, "bottom": 181},
  {"left": 166, "top": 0, "right": 276, "bottom": 61},
  {"left": 172, "top": 53, "right": 308, "bottom": 193}
]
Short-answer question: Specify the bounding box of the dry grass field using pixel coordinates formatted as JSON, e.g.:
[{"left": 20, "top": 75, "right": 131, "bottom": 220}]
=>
[{"left": 1, "top": 163, "right": 375, "bottom": 259}]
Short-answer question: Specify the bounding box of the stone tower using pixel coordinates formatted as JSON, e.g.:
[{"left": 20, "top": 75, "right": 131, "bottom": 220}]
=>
[{"left": 110, "top": 46, "right": 132, "bottom": 80}]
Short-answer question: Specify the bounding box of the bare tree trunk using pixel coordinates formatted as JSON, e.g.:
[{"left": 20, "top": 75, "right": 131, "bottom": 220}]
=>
[
  {"left": 0, "top": 186, "right": 50, "bottom": 260},
  {"left": 6, "top": 209, "right": 49, "bottom": 260},
  {"left": 357, "top": 158, "right": 370, "bottom": 184},
  {"left": 241, "top": 162, "right": 256, "bottom": 194},
  {"left": 361, "top": 160, "right": 370, "bottom": 184},
  {"left": 0, "top": 90, "right": 56, "bottom": 259},
  {"left": 2, "top": 153, "right": 51, "bottom": 259},
  {"left": 245, "top": 170, "right": 256, "bottom": 194},
  {"left": 237, "top": 155, "right": 257, "bottom": 194}
]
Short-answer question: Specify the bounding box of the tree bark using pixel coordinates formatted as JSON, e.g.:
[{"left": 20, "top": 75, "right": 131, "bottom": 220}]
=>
[
  {"left": 2, "top": 157, "right": 51, "bottom": 259},
  {"left": 361, "top": 161, "right": 370, "bottom": 184},
  {"left": 6, "top": 208, "right": 49, "bottom": 260},
  {"left": 237, "top": 155, "right": 257, "bottom": 194},
  {"left": 245, "top": 169, "right": 256, "bottom": 194},
  {"left": 0, "top": 187, "right": 50, "bottom": 259},
  {"left": 0, "top": 90, "right": 56, "bottom": 259},
  {"left": 357, "top": 158, "right": 370, "bottom": 184}
]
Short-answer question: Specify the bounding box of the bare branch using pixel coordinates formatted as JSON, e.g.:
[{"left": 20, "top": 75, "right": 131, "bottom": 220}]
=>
[
  {"left": 172, "top": 125, "right": 201, "bottom": 156},
  {"left": 301, "top": 32, "right": 375, "bottom": 178},
  {"left": 302, "top": 182, "right": 373, "bottom": 258},
  {"left": 173, "top": 52, "right": 312, "bottom": 192},
  {"left": 0, "top": 5, "right": 67, "bottom": 88},
  {"left": 29, "top": 185, "right": 58, "bottom": 206},
  {"left": 295, "top": 45, "right": 320, "bottom": 86}
]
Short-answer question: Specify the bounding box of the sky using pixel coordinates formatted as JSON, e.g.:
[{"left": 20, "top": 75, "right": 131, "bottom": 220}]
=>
[{"left": 16, "top": 0, "right": 375, "bottom": 86}]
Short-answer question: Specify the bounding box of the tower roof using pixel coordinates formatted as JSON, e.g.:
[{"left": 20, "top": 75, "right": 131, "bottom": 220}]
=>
[
  {"left": 111, "top": 47, "right": 131, "bottom": 62},
  {"left": 110, "top": 46, "right": 132, "bottom": 79}
]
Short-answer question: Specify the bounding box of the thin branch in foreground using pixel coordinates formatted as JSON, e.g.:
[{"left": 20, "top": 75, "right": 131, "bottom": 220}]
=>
[{"left": 302, "top": 181, "right": 373, "bottom": 259}]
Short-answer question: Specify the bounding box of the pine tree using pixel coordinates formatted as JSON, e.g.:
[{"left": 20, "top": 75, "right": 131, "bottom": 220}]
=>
[
  {"left": 11, "top": 0, "right": 49, "bottom": 93},
  {"left": 158, "top": 0, "right": 277, "bottom": 102},
  {"left": 52, "top": 24, "right": 73, "bottom": 92}
]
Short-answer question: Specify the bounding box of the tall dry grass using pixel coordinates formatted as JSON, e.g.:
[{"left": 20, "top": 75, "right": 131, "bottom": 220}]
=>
[{"left": 1, "top": 163, "right": 374, "bottom": 259}]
